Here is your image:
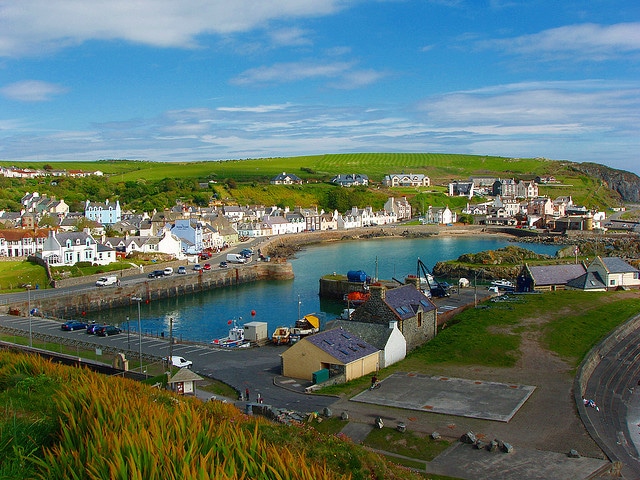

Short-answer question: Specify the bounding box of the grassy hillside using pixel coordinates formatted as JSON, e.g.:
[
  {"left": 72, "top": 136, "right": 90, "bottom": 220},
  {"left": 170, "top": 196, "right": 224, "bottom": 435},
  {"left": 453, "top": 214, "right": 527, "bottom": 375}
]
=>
[
  {"left": 0, "top": 352, "right": 426, "bottom": 480},
  {"left": 0, "top": 153, "right": 624, "bottom": 212}
]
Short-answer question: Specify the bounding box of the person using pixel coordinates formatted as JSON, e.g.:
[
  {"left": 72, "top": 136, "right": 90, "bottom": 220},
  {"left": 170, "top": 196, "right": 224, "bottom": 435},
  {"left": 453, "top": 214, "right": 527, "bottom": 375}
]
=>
[
  {"left": 257, "top": 393, "right": 263, "bottom": 404},
  {"left": 245, "top": 388, "right": 250, "bottom": 401},
  {"left": 371, "top": 375, "right": 378, "bottom": 386}
]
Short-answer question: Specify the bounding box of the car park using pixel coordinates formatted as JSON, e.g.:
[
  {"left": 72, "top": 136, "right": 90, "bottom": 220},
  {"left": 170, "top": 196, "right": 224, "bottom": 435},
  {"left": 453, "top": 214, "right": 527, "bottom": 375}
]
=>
[
  {"left": 193, "top": 264, "right": 203, "bottom": 271},
  {"left": 61, "top": 320, "right": 88, "bottom": 331},
  {"left": 95, "top": 325, "right": 121, "bottom": 336},
  {"left": 167, "top": 356, "right": 193, "bottom": 369},
  {"left": 203, "top": 263, "right": 211, "bottom": 270},
  {"left": 177, "top": 266, "right": 187, "bottom": 274}
]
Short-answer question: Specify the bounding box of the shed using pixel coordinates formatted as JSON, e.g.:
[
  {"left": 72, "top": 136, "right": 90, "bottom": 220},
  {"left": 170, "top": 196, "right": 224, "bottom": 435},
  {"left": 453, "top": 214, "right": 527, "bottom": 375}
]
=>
[
  {"left": 167, "top": 368, "right": 203, "bottom": 396},
  {"left": 243, "top": 321, "right": 268, "bottom": 343},
  {"left": 517, "top": 263, "right": 587, "bottom": 292},
  {"left": 280, "top": 328, "right": 379, "bottom": 382}
]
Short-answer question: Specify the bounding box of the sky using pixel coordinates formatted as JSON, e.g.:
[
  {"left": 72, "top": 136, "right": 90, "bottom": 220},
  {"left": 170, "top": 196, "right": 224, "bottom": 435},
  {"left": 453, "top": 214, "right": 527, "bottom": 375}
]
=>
[{"left": 0, "top": 0, "right": 639, "bottom": 175}]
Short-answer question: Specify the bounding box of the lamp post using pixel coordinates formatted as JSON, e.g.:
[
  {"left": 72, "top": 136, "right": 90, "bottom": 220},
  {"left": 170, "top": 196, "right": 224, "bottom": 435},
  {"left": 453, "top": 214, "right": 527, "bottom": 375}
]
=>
[
  {"left": 131, "top": 296, "right": 142, "bottom": 373},
  {"left": 27, "top": 286, "right": 32, "bottom": 347},
  {"left": 168, "top": 317, "right": 174, "bottom": 371},
  {"left": 126, "top": 316, "right": 130, "bottom": 351}
]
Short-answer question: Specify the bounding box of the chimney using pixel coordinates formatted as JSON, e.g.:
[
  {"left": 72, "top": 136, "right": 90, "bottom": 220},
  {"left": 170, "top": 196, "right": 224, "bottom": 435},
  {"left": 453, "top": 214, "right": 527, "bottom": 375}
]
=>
[
  {"left": 405, "top": 275, "right": 420, "bottom": 290},
  {"left": 369, "top": 283, "right": 386, "bottom": 301},
  {"left": 389, "top": 320, "right": 398, "bottom": 330}
]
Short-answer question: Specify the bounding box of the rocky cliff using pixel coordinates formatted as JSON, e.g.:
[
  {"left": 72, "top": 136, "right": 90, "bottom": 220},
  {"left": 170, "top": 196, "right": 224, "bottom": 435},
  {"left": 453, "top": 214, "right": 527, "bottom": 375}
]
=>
[{"left": 572, "top": 162, "right": 640, "bottom": 203}]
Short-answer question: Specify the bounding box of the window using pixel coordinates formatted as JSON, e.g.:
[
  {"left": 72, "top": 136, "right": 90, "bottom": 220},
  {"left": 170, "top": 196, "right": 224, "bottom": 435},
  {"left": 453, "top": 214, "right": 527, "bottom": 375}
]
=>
[
  {"left": 609, "top": 279, "right": 616, "bottom": 286},
  {"left": 417, "top": 312, "right": 422, "bottom": 328}
]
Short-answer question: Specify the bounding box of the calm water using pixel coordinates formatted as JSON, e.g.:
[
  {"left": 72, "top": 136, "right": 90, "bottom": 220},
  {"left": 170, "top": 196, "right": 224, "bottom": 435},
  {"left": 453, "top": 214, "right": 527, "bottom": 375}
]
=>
[{"left": 84, "top": 236, "right": 559, "bottom": 343}]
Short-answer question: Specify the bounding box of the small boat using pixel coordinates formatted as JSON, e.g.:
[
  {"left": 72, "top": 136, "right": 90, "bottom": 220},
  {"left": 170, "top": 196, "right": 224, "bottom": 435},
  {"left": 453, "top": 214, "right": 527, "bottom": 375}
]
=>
[
  {"left": 343, "top": 291, "right": 370, "bottom": 306},
  {"left": 212, "top": 319, "right": 249, "bottom": 348},
  {"left": 491, "top": 279, "right": 515, "bottom": 290},
  {"left": 290, "top": 314, "right": 320, "bottom": 343},
  {"left": 272, "top": 326, "right": 291, "bottom": 345}
]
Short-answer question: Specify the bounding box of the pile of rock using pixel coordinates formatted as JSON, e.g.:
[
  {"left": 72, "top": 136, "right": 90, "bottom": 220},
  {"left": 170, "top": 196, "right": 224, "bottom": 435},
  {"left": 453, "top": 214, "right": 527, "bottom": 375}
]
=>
[{"left": 460, "top": 431, "right": 513, "bottom": 454}]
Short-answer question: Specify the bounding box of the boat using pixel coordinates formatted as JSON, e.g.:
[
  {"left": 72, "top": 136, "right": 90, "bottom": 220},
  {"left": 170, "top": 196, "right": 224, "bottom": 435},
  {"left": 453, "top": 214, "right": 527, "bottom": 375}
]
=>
[
  {"left": 343, "top": 291, "right": 370, "bottom": 306},
  {"left": 272, "top": 326, "right": 291, "bottom": 345},
  {"left": 211, "top": 319, "right": 250, "bottom": 348},
  {"left": 490, "top": 279, "right": 515, "bottom": 290},
  {"left": 290, "top": 314, "right": 320, "bottom": 343}
]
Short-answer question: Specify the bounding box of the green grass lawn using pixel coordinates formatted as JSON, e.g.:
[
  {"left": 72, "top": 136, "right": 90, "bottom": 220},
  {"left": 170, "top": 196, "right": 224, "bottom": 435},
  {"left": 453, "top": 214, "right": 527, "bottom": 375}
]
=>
[{"left": 0, "top": 260, "right": 49, "bottom": 292}]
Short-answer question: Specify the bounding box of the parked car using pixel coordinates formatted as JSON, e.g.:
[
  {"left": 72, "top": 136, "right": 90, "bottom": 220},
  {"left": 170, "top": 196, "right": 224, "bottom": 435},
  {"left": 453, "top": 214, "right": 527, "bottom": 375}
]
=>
[
  {"left": 177, "top": 266, "right": 187, "bottom": 274},
  {"left": 240, "top": 248, "right": 253, "bottom": 258},
  {"left": 61, "top": 320, "right": 88, "bottom": 331},
  {"left": 148, "top": 270, "right": 165, "bottom": 278},
  {"left": 203, "top": 263, "right": 211, "bottom": 270},
  {"left": 95, "top": 325, "right": 121, "bottom": 336},
  {"left": 193, "top": 264, "right": 203, "bottom": 271},
  {"left": 86, "top": 323, "right": 102, "bottom": 334},
  {"left": 200, "top": 252, "right": 211, "bottom": 260},
  {"left": 95, "top": 276, "right": 117, "bottom": 287},
  {"left": 167, "top": 356, "right": 193, "bottom": 369},
  {"left": 219, "top": 261, "right": 228, "bottom": 268},
  {"left": 163, "top": 267, "right": 174, "bottom": 276}
]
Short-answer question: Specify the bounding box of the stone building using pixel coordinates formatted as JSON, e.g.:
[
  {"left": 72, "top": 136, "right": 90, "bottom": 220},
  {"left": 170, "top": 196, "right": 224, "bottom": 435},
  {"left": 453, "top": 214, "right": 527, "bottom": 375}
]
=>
[{"left": 350, "top": 283, "right": 437, "bottom": 351}]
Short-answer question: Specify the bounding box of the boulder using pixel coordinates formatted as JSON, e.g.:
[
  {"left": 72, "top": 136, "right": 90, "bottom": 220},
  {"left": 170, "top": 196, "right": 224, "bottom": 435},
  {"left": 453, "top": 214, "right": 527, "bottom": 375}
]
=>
[
  {"left": 431, "top": 431, "right": 441, "bottom": 440},
  {"left": 568, "top": 449, "right": 581, "bottom": 458}
]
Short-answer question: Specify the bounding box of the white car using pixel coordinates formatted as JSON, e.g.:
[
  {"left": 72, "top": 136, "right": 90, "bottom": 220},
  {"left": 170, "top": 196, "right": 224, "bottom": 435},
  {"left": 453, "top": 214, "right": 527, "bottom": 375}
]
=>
[{"left": 168, "top": 356, "right": 192, "bottom": 369}]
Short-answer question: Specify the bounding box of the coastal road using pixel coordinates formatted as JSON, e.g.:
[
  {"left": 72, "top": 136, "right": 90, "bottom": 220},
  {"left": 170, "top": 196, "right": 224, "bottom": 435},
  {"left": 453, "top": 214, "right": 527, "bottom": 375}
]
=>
[{"left": 582, "top": 324, "right": 640, "bottom": 478}]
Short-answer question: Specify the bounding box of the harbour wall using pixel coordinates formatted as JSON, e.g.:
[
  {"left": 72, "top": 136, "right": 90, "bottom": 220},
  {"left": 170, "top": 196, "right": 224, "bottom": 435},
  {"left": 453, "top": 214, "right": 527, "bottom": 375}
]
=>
[{"left": 13, "top": 261, "right": 294, "bottom": 319}]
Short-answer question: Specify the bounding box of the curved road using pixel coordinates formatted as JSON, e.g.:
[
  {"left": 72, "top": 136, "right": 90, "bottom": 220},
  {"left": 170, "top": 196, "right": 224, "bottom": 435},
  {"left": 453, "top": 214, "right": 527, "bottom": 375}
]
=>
[{"left": 583, "top": 323, "right": 640, "bottom": 478}]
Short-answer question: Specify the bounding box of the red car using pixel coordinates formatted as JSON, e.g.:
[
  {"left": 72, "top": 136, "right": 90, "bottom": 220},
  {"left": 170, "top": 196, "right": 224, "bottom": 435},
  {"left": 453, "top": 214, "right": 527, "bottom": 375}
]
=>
[{"left": 203, "top": 263, "right": 211, "bottom": 270}]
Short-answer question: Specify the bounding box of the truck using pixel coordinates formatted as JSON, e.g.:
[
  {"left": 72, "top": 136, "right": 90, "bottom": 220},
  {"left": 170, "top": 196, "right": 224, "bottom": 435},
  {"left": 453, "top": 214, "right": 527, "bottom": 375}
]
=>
[
  {"left": 95, "top": 276, "right": 118, "bottom": 287},
  {"left": 226, "top": 253, "right": 246, "bottom": 264}
]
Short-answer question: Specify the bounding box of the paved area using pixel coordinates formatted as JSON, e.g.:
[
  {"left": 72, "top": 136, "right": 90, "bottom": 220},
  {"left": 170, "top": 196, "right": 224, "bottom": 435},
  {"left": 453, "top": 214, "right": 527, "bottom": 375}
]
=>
[{"left": 351, "top": 372, "right": 536, "bottom": 422}]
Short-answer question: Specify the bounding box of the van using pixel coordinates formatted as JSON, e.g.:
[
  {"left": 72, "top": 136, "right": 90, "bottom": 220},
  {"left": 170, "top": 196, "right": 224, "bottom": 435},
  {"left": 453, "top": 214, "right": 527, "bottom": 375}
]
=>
[
  {"left": 95, "top": 276, "right": 117, "bottom": 287},
  {"left": 164, "top": 267, "right": 174, "bottom": 276},
  {"left": 226, "top": 253, "right": 246, "bottom": 264}
]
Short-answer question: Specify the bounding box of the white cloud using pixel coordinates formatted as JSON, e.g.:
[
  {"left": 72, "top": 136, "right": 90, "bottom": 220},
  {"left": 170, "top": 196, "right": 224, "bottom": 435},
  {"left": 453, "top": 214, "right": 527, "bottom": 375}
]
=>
[
  {"left": 482, "top": 22, "right": 640, "bottom": 61},
  {"left": 269, "top": 27, "right": 313, "bottom": 47},
  {"left": 0, "top": 0, "right": 347, "bottom": 57},
  {"left": 230, "top": 61, "right": 354, "bottom": 85},
  {"left": 1, "top": 80, "right": 67, "bottom": 101}
]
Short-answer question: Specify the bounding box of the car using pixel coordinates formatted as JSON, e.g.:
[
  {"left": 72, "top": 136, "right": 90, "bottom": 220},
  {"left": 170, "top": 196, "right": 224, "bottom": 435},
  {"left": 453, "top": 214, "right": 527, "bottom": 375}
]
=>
[
  {"left": 203, "top": 263, "right": 211, "bottom": 270},
  {"left": 163, "top": 267, "right": 173, "bottom": 276},
  {"left": 219, "top": 261, "right": 228, "bottom": 268},
  {"left": 240, "top": 248, "right": 253, "bottom": 258},
  {"left": 200, "top": 252, "right": 211, "bottom": 260},
  {"left": 86, "top": 323, "right": 102, "bottom": 334},
  {"left": 61, "top": 320, "right": 88, "bottom": 331},
  {"left": 177, "top": 266, "right": 187, "bottom": 274},
  {"left": 95, "top": 276, "right": 117, "bottom": 286},
  {"left": 167, "top": 355, "right": 193, "bottom": 369},
  {"left": 193, "top": 264, "right": 203, "bottom": 271},
  {"left": 148, "top": 270, "right": 165, "bottom": 278},
  {"left": 95, "top": 325, "right": 121, "bottom": 336}
]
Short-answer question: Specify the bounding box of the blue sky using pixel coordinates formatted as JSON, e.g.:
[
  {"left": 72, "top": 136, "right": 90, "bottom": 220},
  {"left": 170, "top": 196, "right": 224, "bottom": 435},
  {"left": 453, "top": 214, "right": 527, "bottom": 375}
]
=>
[{"left": 1, "top": 0, "right": 639, "bottom": 174}]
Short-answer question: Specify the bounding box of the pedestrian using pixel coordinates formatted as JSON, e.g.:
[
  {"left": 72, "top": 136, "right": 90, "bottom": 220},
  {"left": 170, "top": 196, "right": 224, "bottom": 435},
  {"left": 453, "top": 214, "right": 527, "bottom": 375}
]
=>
[
  {"left": 257, "top": 393, "right": 263, "bottom": 404},
  {"left": 245, "top": 388, "right": 250, "bottom": 401}
]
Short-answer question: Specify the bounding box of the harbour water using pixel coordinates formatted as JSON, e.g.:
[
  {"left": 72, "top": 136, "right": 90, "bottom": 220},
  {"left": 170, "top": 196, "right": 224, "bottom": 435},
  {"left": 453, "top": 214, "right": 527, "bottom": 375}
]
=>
[{"left": 83, "top": 236, "right": 560, "bottom": 343}]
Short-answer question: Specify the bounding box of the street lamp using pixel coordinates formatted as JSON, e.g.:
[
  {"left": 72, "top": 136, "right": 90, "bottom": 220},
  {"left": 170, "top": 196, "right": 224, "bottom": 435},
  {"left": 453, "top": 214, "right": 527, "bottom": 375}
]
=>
[
  {"left": 126, "top": 315, "right": 130, "bottom": 351},
  {"left": 131, "top": 296, "right": 143, "bottom": 373}
]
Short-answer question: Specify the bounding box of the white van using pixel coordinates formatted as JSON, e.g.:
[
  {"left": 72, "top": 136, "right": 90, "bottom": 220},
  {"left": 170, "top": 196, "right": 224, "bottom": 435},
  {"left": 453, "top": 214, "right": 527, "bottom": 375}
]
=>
[
  {"left": 95, "top": 276, "right": 117, "bottom": 287},
  {"left": 164, "top": 267, "right": 174, "bottom": 276},
  {"left": 226, "top": 253, "right": 246, "bottom": 264}
]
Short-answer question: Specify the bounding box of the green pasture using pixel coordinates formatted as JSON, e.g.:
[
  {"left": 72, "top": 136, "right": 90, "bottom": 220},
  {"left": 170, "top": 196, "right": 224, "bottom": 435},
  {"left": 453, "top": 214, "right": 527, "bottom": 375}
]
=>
[{"left": 0, "top": 261, "right": 48, "bottom": 292}]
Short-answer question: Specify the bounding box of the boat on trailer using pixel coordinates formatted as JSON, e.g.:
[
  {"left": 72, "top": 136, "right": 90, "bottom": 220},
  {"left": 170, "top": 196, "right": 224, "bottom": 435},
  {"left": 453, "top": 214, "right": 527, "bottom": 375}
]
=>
[
  {"left": 490, "top": 279, "right": 515, "bottom": 290},
  {"left": 290, "top": 314, "right": 321, "bottom": 343},
  {"left": 211, "top": 318, "right": 250, "bottom": 348}
]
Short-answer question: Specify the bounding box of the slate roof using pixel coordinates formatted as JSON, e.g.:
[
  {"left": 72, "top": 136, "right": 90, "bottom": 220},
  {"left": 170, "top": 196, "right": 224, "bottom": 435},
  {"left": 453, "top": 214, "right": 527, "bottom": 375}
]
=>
[
  {"left": 304, "top": 328, "right": 378, "bottom": 364},
  {"left": 527, "top": 264, "right": 586, "bottom": 286},
  {"left": 167, "top": 368, "right": 204, "bottom": 384},
  {"left": 384, "top": 284, "right": 436, "bottom": 320},
  {"left": 600, "top": 257, "right": 639, "bottom": 274},
  {"left": 325, "top": 320, "right": 394, "bottom": 350},
  {"left": 566, "top": 272, "right": 606, "bottom": 291}
]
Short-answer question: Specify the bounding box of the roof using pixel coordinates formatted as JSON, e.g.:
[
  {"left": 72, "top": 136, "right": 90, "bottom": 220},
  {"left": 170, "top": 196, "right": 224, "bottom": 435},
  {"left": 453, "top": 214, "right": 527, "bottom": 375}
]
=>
[
  {"left": 304, "top": 328, "right": 378, "bottom": 364},
  {"left": 167, "top": 368, "right": 204, "bottom": 384},
  {"left": 384, "top": 284, "right": 436, "bottom": 320},
  {"left": 325, "top": 320, "right": 395, "bottom": 350},
  {"left": 600, "top": 257, "right": 639, "bottom": 274},
  {"left": 566, "top": 272, "right": 606, "bottom": 290},
  {"left": 527, "top": 264, "right": 586, "bottom": 286}
]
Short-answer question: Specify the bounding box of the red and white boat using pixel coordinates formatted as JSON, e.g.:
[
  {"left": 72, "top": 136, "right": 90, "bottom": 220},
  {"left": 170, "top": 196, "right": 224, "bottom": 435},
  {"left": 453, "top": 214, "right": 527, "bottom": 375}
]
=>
[{"left": 211, "top": 319, "right": 249, "bottom": 348}]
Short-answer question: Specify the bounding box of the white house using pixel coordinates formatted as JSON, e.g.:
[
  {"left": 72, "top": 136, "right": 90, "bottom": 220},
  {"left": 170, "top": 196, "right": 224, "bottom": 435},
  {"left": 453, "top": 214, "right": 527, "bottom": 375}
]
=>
[
  {"left": 423, "top": 206, "right": 456, "bottom": 225},
  {"left": 382, "top": 173, "right": 430, "bottom": 187},
  {"left": 40, "top": 231, "right": 105, "bottom": 266},
  {"left": 384, "top": 197, "right": 412, "bottom": 221},
  {"left": 587, "top": 257, "right": 640, "bottom": 290}
]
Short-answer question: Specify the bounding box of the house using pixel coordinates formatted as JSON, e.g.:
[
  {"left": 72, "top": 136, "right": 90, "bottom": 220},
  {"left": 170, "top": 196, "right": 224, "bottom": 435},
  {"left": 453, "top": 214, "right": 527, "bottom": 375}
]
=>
[
  {"left": 170, "top": 219, "right": 204, "bottom": 254},
  {"left": 331, "top": 173, "right": 369, "bottom": 187},
  {"left": 350, "top": 283, "right": 437, "bottom": 351},
  {"left": 167, "top": 367, "right": 204, "bottom": 396},
  {"left": 448, "top": 181, "right": 474, "bottom": 198},
  {"left": 423, "top": 206, "right": 456, "bottom": 225},
  {"left": 280, "top": 328, "right": 379, "bottom": 382},
  {"left": 40, "top": 230, "right": 104, "bottom": 266},
  {"left": 326, "top": 319, "right": 406, "bottom": 369},
  {"left": 517, "top": 263, "right": 587, "bottom": 292},
  {"left": 492, "top": 178, "right": 517, "bottom": 197},
  {"left": 0, "top": 229, "right": 45, "bottom": 257},
  {"left": 270, "top": 172, "right": 303, "bottom": 185},
  {"left": 382, "top": 173, "right": 430, "bottom": 188},
  {"left": 586, "top": 257, "right": 640, "bottom": 290},
  {"left": 384, "top": 197, "right": 412, "bottom": 221},
  {"left": 84, "top": 199, "right": 122, "bottom": 226}
]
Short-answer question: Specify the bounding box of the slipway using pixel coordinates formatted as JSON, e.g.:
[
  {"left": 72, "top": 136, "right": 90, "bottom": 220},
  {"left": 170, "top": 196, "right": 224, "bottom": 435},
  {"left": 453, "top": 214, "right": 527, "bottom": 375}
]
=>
[{"left": 351, "top": 372, "right": 535, "bottom": 422}]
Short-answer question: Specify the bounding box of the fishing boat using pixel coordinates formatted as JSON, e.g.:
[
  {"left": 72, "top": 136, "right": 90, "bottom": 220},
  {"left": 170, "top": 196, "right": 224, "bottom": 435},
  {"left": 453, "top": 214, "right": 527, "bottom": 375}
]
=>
[
  {"left": 211, "top": 318, "right": 249, "bottom": 348},
  {"left": 272, "top": 326, "right": 291, "bottom": 345},
  {"left": 290, "top": 314, "right": 321, "bottom": 343},
  {"left": 343, "top": 291, "right": 370, "bottom": 306},
  {"left": 490, "top": 279, "right": 515, "bottom": 290}
]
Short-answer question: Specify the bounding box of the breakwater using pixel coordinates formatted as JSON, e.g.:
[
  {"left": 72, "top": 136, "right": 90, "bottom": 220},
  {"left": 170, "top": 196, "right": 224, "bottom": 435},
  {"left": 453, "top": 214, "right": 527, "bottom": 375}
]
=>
[{"left": 14, "top": 261, "right": 294, "bottom": 319}]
